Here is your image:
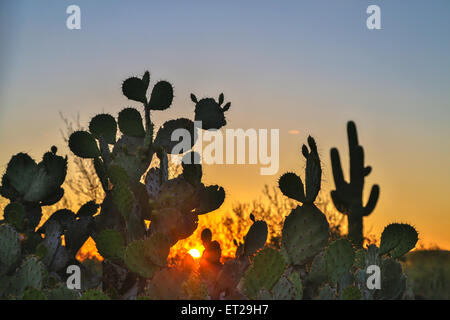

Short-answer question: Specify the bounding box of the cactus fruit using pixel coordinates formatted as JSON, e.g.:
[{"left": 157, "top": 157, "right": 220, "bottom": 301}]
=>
[
  {"left": 324, "top": 239, "right": 355, "bottom": 284},
  {"left": 330, "top": 121, "right": 380, "bottom": 246},
  {"left": 243, "top": 248, "right": 286, "bottom": 299},
  {"left": 200, "top": 228, "right": 222, "bottom": 265},
  {"left": 191, "top": 94, "right": 231, "bottom": 130},
  {"left": 379, "top": 223, "right": 419, "bottom": 258}
]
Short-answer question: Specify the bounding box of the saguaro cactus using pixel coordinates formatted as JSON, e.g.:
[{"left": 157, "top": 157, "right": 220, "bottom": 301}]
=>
[{"left": 330, "top": 121, "right": 380, "bottom": 246}]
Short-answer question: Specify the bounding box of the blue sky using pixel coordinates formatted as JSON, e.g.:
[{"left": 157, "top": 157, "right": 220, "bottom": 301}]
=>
[{"left": 1, "top": 0, "right": 449, "bottom": 248}]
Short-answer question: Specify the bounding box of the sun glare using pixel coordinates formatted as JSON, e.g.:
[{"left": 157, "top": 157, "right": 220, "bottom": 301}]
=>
[{"left": 189, "top": 248, "right": 201, "bottom": 259}]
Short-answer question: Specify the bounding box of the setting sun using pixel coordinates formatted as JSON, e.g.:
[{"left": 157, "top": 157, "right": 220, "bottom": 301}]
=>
[{"left": 189, "top": 249, "right": 201, "bottom": 259}]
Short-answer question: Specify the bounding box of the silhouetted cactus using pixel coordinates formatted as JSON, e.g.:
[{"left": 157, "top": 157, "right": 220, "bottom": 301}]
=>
[
  {"left": 330, "top": 121, "right": 380, "bottom": 247},
  {"left": 0, "top": 147, "right": 100, "bottom": 299},
  {"left": 278, "top": 137, "right": 330, "bottom": 265},
  {"left": 67, "top": 70, "right": 229, "bottom": 298},
  {"left": 210, "top": 136, "right": 418, "bottom": 300}
]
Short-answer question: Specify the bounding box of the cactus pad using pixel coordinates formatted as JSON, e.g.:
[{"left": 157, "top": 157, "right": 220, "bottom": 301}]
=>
[
  {"left": 193, "top": 96, "right": 230, "bottom": 130},
  {"left": 272, "top": 270, "right": 303, "bottom": 300},
  {"left": 149, "top": 81, "right": 174, "bottom": 110},
  {"left": 89, "top": 113, "right": 117, "bottom": 144},
  {"left": 10, "top": 256, "right": 45, "bottom": 297},
  {"left": 379, "top": 223, "right": 418, "bottom": 258},
  {"left": 111, "top": 183, "right": 134, "bottom": 219},
  {"left": 122, "top": 76, "right": 148, "bottom": 104},
  {"left": 281, "top": 204, "right": 329, "bottom": 265},
  {"left": 154, "top": 118, "right": 196, "bottom": 154},
  {"left": 68, "top": 131, "right": 101, "bottom": 159},
  {"left": 118, "top": 107, "right": 146, "bottom": 138},
  {"left": 325, "top": 239, "right": 355, "bottom": 284},
  {"left": 95, "top": 229, "right": 125, "bottom": 261},
  {"left": 124, "top": 233, "right": 170, "bottom": 278},
  {"left": 243, "top": 248, "right": 286, "bottom": 299},
  {"left": 374, "top": 258, "right": 406, "bottom": 300},
  {"left": 0, "top": 224, "right": 21, "bottom": 275},
  {"left": 243, "top": 220, "right": 268, "bottom": 256},
  {"left": 3, "top": 203, "right": 25, "bottom": 230},
  {"left": 195, "top": 185, "right": 225, "bottom": 215},
  {"left": 278, "top": 172, "right": 305, "bottom": 203}
]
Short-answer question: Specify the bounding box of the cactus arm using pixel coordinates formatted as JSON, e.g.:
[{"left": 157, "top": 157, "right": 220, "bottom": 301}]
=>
[
  {"left": 330, "top": 148, "right": 346, "bottom": 191},
  {"left": 363, "top": 185, "right": 380, "bottom": 216}
]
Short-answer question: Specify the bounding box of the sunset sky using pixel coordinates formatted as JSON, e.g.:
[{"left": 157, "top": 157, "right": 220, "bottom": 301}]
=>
[{"left": 0, "top": 1, "right": 449, "bottom": 249}]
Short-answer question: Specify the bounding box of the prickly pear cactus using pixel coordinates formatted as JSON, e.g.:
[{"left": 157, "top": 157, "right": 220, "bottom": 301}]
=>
[
  {"left": 243, "top": 248, "right": 286, "bottom": 299},
  {"left": 0, "top": 147, "right": 67, "bottom": 231},
  {"left": 64, "top": 70, "right": 230, "bottom": 298},
  {"left": 279, "top": 137, "right": 330, "bottom": 265},
  {"left": 379, "top": 223, "right": 418, "bottom": 258},
  {"left": 325, "top": 239, "right": 355, "bottom": 284},
  {"left": 0, "top": 224, "right": 21, "bottom": 276},
  {"left": 243, "top": 214, "right": 268, "bottom": 257},
  {"left": 209, "top": 134, "right": 419, "bottom": 301},
  {"left": 0, "top": 148, "right": 98, "bottom": 300}
]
